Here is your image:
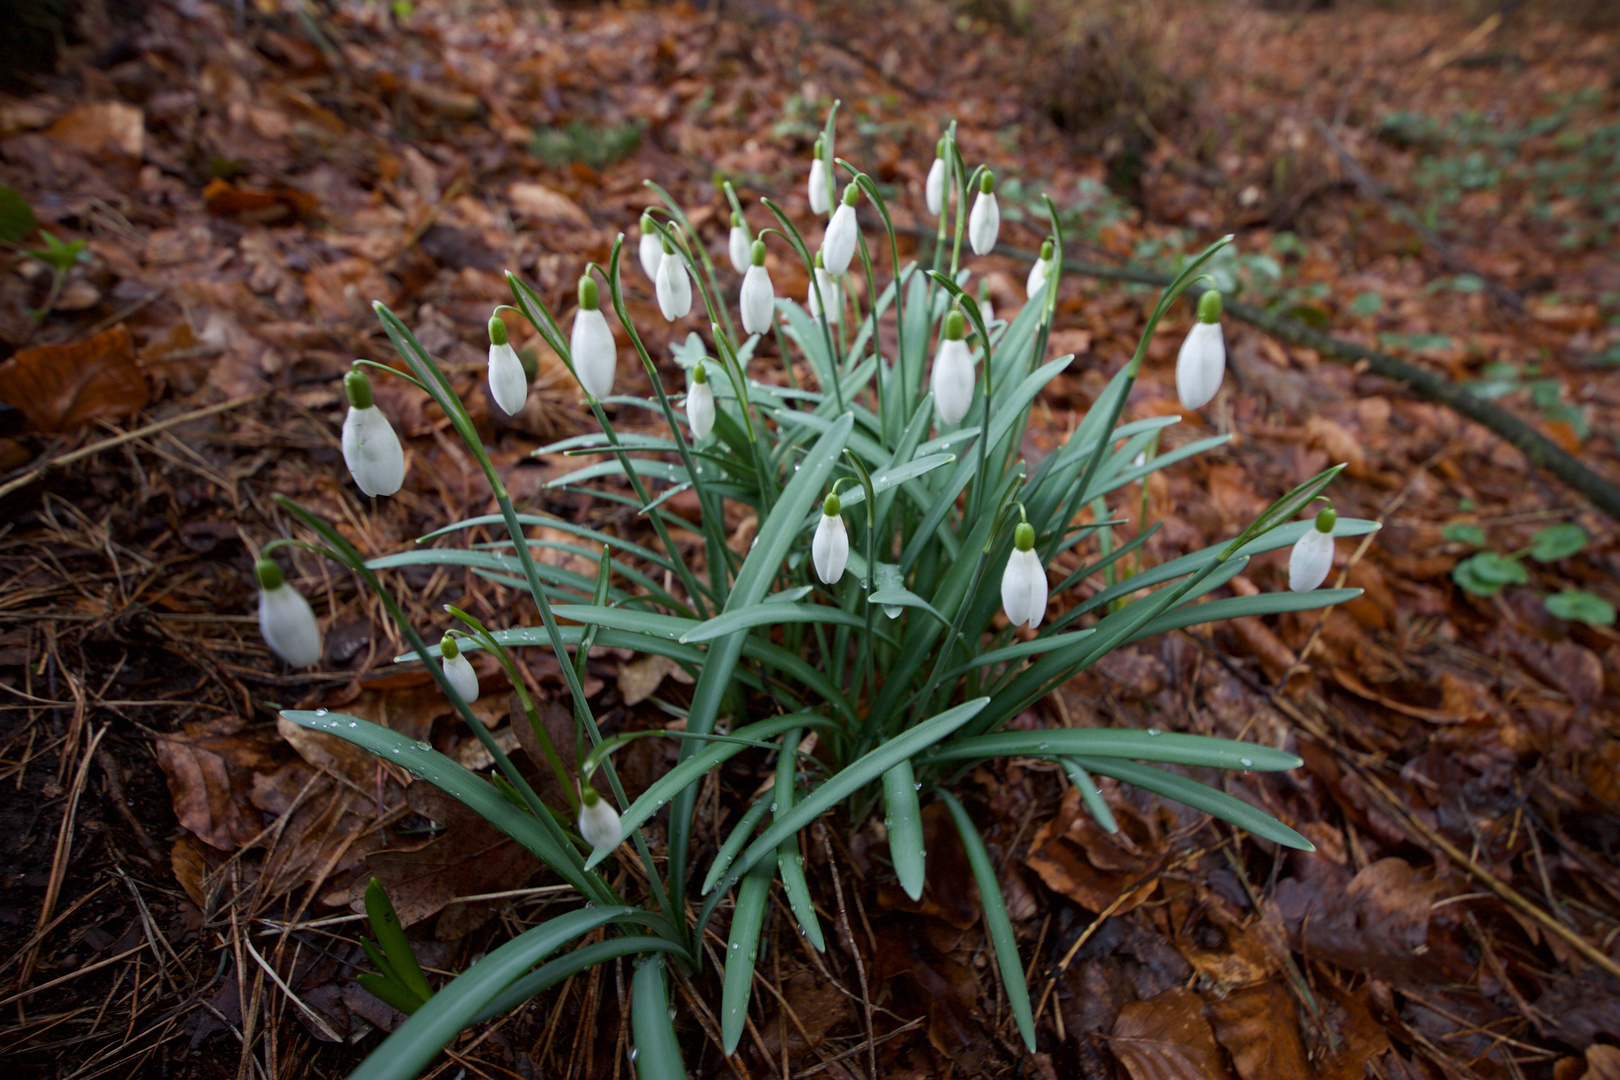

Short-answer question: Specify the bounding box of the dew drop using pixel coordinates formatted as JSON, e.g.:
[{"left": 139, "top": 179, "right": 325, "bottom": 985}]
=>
[
  {"left": 1239, "top": 757, "right": 1253, "bottom": 768},
  {"left": 1146, "top": 728, "right": 1161, "bottom": 736},
  {"left": 914, "top": 782, "right": 921, "bottom": 791},
  {"left": 348, "top": 721, "right": 357, "bottom": 728},
  {"left": 391, "top": 748, "right": 400, "bottom": 754},
  {"left": 1037, "top": 741, "right": 1050, "bottom": 752},
  {"left": 415, "top": 740, "right": 432, "bottom": 751},
  {"left": 668, "top": 1007, "right": 677, "bottom": 1022},
  {"left": 629, "top": 1048, "right": 638, "bottom": 1063},
  {"left": 314, "top": 708, "right": 328, "bottom": 716}
]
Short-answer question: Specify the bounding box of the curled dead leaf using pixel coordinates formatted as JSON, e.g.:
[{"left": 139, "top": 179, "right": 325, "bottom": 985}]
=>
[{"left": 0, "top": 324, "right": 149, "bottom": 433}]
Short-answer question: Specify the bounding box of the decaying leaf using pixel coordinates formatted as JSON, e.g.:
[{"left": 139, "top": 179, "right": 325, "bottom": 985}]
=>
[
  {"left": 0, "top": 325, "right": 149, "bottom": 433},
  {"left": 1110, "top": 986, "right": 1233, "bottom": 1080}
]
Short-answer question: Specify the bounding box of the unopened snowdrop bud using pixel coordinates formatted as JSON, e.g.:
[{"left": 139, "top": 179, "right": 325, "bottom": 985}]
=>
[
  {"left": 931, "top": 310, "right": 975, "bottom": 425},
  {"left": 1027, "top": 239, "right": 1055, "bottom": 299},
  {"left": 969, "top": 171, "right": 1000, "bottom": 256},
  {"left": 1176, "top": 289, "right": 1226, "bottom": 411},
  {"left": 820, "top": 184, "right": 861, "bottom": 276},
  {"left": 655, "top": 239, "right": 692, "bottom": 321},
  {"left": 728, "top": 212, "right": 750, "bottom": 274},
  {"left": 570, "top": 275, "right": 616, "bottom": 400},
  {"left": 638, "top": 215, "right": 663, "bottom": 283},
  {"left": 439, "top": 634, "right": 479, "bottom": 704},
  {"left": 256, "top": 558, "right": 322, "bottom": 667},
  {"left": 808, "top": 138, "right": 830, "bottom": 215},
  {"left": 577, "top": 786, "right": 621, "bottom": 855},
  {"left": 340, "top": 369, "right": 405, "bottom": 497},
  {"left": 1000, "top": 522, "right": 1049, "bottom": 630},
  {"left": 739, "top": 240, "right": 775, "bottom": 336},
  {"left": 807, "top": 253, "right": 841, "bottom": 325},
  {"left": 687, "top": 362, "right": 715, "bottom": 441},
  {"left": 812, "top": 492, "right": 849, "bottom": 585},
  {"left": 1289, "top": 505, "right": 1337, "bottom": 593},
  {"left": 925, "top": 137, "right": 947, "bottom": 217},
  {"left": 487, "top": 314, "right": 528, "bottom": 416},
  {"left": 977, "top": 284, "right": 995, "bottom": 326}
]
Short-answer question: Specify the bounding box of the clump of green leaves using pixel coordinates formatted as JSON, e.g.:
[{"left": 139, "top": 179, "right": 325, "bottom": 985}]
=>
[
  {"left": 1447, "top": 519, "right": 1613, "bottom": 625},
  {"left": 531, "top": 118, "right": 644, "bottom": 171}
]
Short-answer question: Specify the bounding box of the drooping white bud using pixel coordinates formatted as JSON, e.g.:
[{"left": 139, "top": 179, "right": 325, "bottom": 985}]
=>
[
  {"left": 570, "top": 276, "right": 616, "bottom": 400},
  {"left": 340, "top": 370, "right": 405, "bottom": 497},
  {"left": 487, "top": 315, "right": 528, "bottom": 416},
  {"left": 925, "top": 140, "right": 947, "bottom": 216},
  {"left": 968, "top": 172, "right": 1000, "bottom": 256},
  {"left": 439, "top": 635, "right": 479, "bottom": 703},
  {"left": 1000, "top": 523, "right": 1048, "bottom": 629},
  {"left": 931, "top": 311, "right": 975, "bottom": 425},
  {"left": 812, "top": 493, "right": 849, "bottom": 585},
  {"left": 728, "top": 213, "right": 750, "bottom": 274},
  {"left": 1027, "top": 239, "right": 1054, "bottom": 300},
  {"left": 1176, "top": 290, "right": 1226, "bottom": 411},
  {"left": 655, "top": 241, "right": 692, "bottom": 322},
  {"left": 1289, "top": 506, "right": 1337, "bottom": 593},
  {"left": 256, "top": 558, "right": 322, "bottom": 667},
  {"left": 807, "top": 259, "right": 840, "bottom": 324},
  {"left": 638, "top": 215, "right": 662, "bottom": 283},
  {"left": 577, "top": 787, "right": 622, "bottom": 854},
  {"left": 808, "top": 139, "right": 830, "bottom": 215},
  {"left": 739, "top": 241, "right": 775, "bottom": 336},
  {"left": 687, "top": 362, "right": 715, "bottom": 441},
  {"left": 820, "top": 185, "right": 861, "bottom": 276}
]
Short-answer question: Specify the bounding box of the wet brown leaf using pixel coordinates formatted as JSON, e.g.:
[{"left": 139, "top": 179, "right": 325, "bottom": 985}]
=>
[
  {"left": 1110, "top": 986, "right": 1234, "bottom": 1080},
  {"left": 152, "top": 717, "right": 282, "bottom": 850},
  {"left": 44, "top": 101, "right": 144, "bottom": 158},
  {"left": 0, "top": 324, "right": 149, "bottom": 433},
  {"left": 1025, "top": 785, "right": 1165, "bottom": 914},
  {"left": 1205, "top": 981, "right": 1313, "bottom": 1080}
]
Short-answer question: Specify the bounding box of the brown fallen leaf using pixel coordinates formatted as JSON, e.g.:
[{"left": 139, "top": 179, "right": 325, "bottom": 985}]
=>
[
  {"left": 151, "top": 716, "right": 283, "bottom": 850},
  {"left": 1583, "top": 1045, "right": 1620, "bottom": 1080},
  {"left": 203, "top": 178, "right": 318, "bottom": 225},
  {"left": 304, "top": 257, "right": 393, "bottom": 322},
  {"left": 616, "top": 653, "right": 693, "bottom": 707},
  {"left": 1110, "top": 986, "right": 1234, "bottom": 1080},
  {"left": 45, "top": 101, "right": 144, "bottom": 158},
  {"left": 1205, "top": 980, "right": 1312, "bottom": 1080},
  {"left": 507, "top": 182, "right": 592, "bottom": 226},
  {"left": 1025, "top": 785, "right": 1166, "bottom": 914},
  {"left": 0, "top": 324, "right": 149, "bottom": 433}
]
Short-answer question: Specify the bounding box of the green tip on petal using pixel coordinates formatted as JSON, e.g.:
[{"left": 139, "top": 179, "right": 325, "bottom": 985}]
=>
[
  {"left": 841, "top": 183, "right": 860, "bottom": 207},
  {"left": 750, "top": 239, "right": 766, "bottom": 266},
  {"left": 731, "top": 210, "right": 742, "bottom": 227},
  {"left": 822, "top": 492, "right": 841, "bottom": 517},
  {"left": 255, "top": 557, "right": 285, "bottom": 590},
  {"left": 578, "top": 275, "right": 598, "bottom": 311},
  {"left": 1040, "top": 239, "right": 1054, "bottom": 260},
  {"left": 440, "top": 633, "right": 459, "bottom": 659},
  {"left": 813, "top": 136, "right": 824, "bottom": 156},
  {"left": 979, "top": 171, "right": 994, "bottom": 194},
  {"left": 1315, "top": 506, "right": 1337, "bottom": 533},
  {"left": 580, "top": 785, "right": 601, "bottom": 807},
  {"left": 661, "top": 236, "right": 674, "bottom": 255},
  {"left": 944, "top": 309, "right": 966, "bottom": 341},
  {"left": 935, "top": 136, "right": 945, "bottom": 157},
  {"left": 693, "top": 361, "right": 707, "bottom": 384},
  {"left": 1014, "top": 522, "right": 1035, "bottom": 552},
  {"left": 1197, "top": 288, "right": 1223, "bottom": 324},
  {"left": 343, "top": 368, "right": 373, "bottom": 409},
  {"left": 641, "top": 213, "right": 655, "bottom": 230},
  {"left": 813, "top": 250, "right": 824, "bottom": 268},
  {"left": 488, "top": 314, "right": 508, "bottom": 346}
]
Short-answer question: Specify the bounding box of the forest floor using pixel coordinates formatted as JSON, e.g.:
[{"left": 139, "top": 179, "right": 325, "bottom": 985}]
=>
[{"left": 2, "top": 1, "right": 1620, "bottom": 1078}]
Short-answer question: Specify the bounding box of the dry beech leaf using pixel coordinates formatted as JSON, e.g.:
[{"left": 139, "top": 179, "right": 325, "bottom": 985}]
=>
[
  {"left": 0, "top": 324, "right": 149, "bottom": 433},
  {"left": 617, "top": 653, "right": 692, "bottom": 706},
  {"left": 151, "top": 717, "right": 282, "bottom": 851},
  {"left": 1110, "top": 986, "right": 1233, "bottom": 1080},
  {"left": 507, "top": 181, "right": 591, "bottom": 225},
  {"left": 1205, "top": 981, "right": 1312, "bottom": 1080},
  {"left": 1025, "top": 785, "right": 1166, "bottom": 914},
  {"left": 45, "top": 101, "right": 144, "bottom": 158}
]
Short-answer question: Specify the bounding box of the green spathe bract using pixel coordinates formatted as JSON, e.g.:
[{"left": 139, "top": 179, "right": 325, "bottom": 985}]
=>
[{"left": 261, "top": 105, "right": 1365, "bottom": 1078}]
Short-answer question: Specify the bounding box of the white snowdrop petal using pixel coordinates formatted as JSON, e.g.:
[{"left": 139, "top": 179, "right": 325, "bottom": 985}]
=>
[
  {"left": 1026, "top": 259, "right": 1049, "bottom": 300},
  {"left": 686, "top": 381, "right": 715, "bottom": 441},
  {"left": 578, "top": 797, "right": 622, "bottom": 853},
  {"left": 1175, "top": 321, "right": 1226, "bottom": 411},
  {"left": 821, "top": 204, "right": 858, "bottom": 276},
  {"left": 1288, "top": 527, "right": 1336, "bottom": 593},
  {"left": 1022, "top": 549, "right": 1049, "bottom": 629},
  {"left": 655, "top": 250, "right": 692, "bottom": 321},
  {"left": 808, "top": 159, "right": 830, "bottom": 214},
  {"left": 570, "top": 307, "right": 617, "bottom": 399},
  {"left": 968, "top": 191, "right": 1000, "bottom": 255},
  {"left": 442, "top": 652, "right": 480, "bottom": 703},
  {"left": 259, "top": 584, "right": 322, "bottom": 667},
  {"left": 638, "top": 232, "right": 662, "bottom": 283},
  {"left": 925, "top": 158, "right": 946, "bottom": 216},
  {"left": 1000, "top": 551, "right": 1031, "bottom": 628},
  {"left": 740, "top": 265, "right": 775, "bottom": 336},
  {"left": 930, "top": 338, "right": 975, "bottom": 425},
  {"left": 808, "top": 269, "right": 840, "bottom": 324},
  {"left": 728, "top": 225, "right": 750, "bottom": 274},
  {"left": 341, "top": 405, "right": 405, "bottom": 497},
  {"left": 488, "top": 342, "right": 529, "bottom": 416},
  {"left": 812, "top": 513, "right": 848, "bottom": 585}
]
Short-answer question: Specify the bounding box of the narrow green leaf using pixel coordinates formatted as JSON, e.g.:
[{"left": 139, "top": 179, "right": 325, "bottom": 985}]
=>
[
  {"left": 1125, "top": 588, "right": 1363, "bottom": 641},
  {"left": 1069, "top": 755, "right": 1313, "bottom": 850},
  {"left": 720, "top": 857, "right": 774, "bottom": 1055},
  {"left": 702, "top": 796, "right": 774, "bottom": 895},
  {"left": 365, "top": 877, "right": 433, "bottom": 1004},
  {"left": 632, "top": 954, "right": 689, "bottom": 1080},
  {"left": 927, "top": 729, "right": 1301, "bottom": 771},
  {"left": 774, "top": 728, "right": 825, "bottom": 951},
  {"left": 883, "top": 760, "right": 925, "bottom": 901},
  {"left": 679, "top": 602, "right": 867, "bottom": 644},
  {"left": 474, "top": 937, "right": 686, "bottom": 1025},
  {"left": 1059, "top": 759, "right": 1118, "bottom": 834},
  {"left": 356, "top": 973, "right": 425, "bottom": 1017}
]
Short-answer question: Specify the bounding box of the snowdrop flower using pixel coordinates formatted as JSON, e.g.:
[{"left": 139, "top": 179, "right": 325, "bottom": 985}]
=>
[
  {"left": 1001, "top": 521, "right": 1049, "bottom": 630},
  {"left": 968, "top": 171, "right": 999, "bottom": 256},
  {"left": 256, "top": 557, "right": 322, "bottom": 667},
  {"left": 807, "top": 253, "right": 840, "bottom": 324},
  {"left": 570, "top": 275, "right": 616, "bottom": 400},
  {"left": 1027, "top": 239, "right": 1054, "bottom": 300},
  {"left": 1175, "top": 289, "right": 1226, "bottom": 411},
  {"left": 577, "top": 786, "right": 621, "bottom": 854},
  {"left": 439, "top": 634, "right": 479, "bottom": 704},
  {"left": 728, "top": 212, "right": 750, "bottom": 274},
  {"left": 930, "top": 309, "right": 975, "bottom": 425},
  {"left": 687, "top": 362, "right": 715, "bottom": 441},
  {"left": 487, "top": 314, "right": 528, "bottom": 416},
  {"left": 340, "top": 369, "right": 404, "bottom": 497},
  {"left": 739, "top": 240, "right": 775, "bottom": 336},
  {"left": 925, "top": 138, "right": 947, "bottom": 217},
  {"left": 655, "top": 239, "right": 692, "bottom": 321},
  {"left": 977, "top": 283, "right": 994, "bottom": 327},
  {"left": 812, "top": 490, "right": 849, "bottom": 585},
  {"left": 820, "top": 183, "right": 861, "bottom": 276},
  {"left": 638, "top": 215, "right": 662, "bottom": 283},
  {"left": 808, "top": 137, "right": 830, "bottom": 215},
  {"left": 1289, "top": 504, "right": 1337, "bottom": 593}
]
